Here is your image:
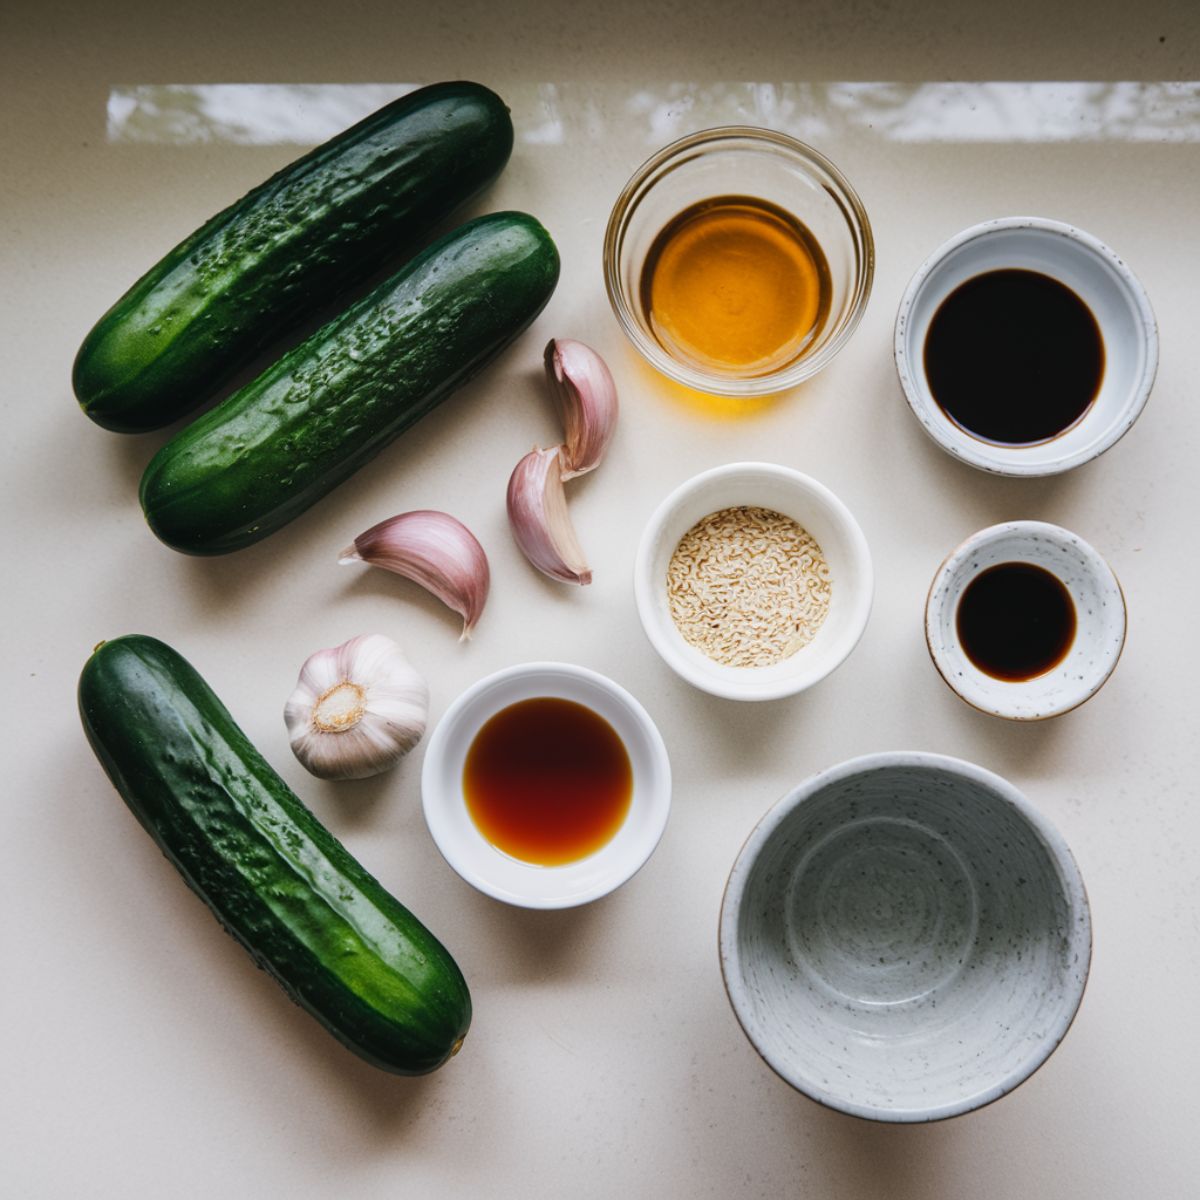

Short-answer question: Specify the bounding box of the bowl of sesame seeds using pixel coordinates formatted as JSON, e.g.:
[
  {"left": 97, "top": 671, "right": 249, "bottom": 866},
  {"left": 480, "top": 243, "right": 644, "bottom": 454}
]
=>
[{"left": 633, "top": 462, "right": 874, "bottom": 701}]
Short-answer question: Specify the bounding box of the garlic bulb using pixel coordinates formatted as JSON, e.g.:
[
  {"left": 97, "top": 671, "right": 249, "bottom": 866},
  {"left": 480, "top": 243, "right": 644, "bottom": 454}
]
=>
[
  {"left": 506, "top": 445, "right": 592, "bottom": 585},
  {"left": 284, "top": 634, "right": 429, "bottom": 780},
  {"left": 340, "top": 510, "right": 490, "bottom": 639},
  {"left": 544, "top": 338, "right": 619, "bottom": 479}
]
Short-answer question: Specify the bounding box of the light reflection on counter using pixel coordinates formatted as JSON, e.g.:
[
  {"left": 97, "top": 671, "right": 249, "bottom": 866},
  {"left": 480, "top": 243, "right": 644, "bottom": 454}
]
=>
[
  {"left": 621, "top": 351, "right": 787, "bottom": 423},
  {"left": 107, "top": 83, "right": 420, "bottom": 144},
  {"left": 108, "top": 81, "right": 1200, "bottom": 146}
]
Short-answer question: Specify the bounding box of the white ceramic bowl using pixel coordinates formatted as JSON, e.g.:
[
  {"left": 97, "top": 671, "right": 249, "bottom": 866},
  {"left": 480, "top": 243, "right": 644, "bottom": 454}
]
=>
[
  {"left": 719, "top": 752, "right": 1092, "bottom": 1123},
  {"left": 421, "top": 663, "right": 671, "bottom": 909},
  {"left": 926, "top": 521, "right": 1127, "bottom": 720},
  {"left": 894, "top": 217, "right": 1157, "bottom": 476},
  {"left": 633, "top": 462, "right": 873, "bottom": 701}
]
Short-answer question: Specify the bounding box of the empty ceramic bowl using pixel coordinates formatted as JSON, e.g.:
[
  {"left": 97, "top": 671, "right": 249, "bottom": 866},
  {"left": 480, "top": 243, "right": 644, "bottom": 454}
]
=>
[
  {"left": 719, "top": 752, "right": 1091, "bottom": 1122},
  {"left": 634, "top": 462, "right": 873, "bottom": 701},
  {"left": 894, "top": 217, "right": 1157, "bottom": 476},
  {"left": 926, "top": 521, "right": 1126, "bottom": 720},
  {"left": 421, "top": 662, "right": 671, "bottom": 909}
]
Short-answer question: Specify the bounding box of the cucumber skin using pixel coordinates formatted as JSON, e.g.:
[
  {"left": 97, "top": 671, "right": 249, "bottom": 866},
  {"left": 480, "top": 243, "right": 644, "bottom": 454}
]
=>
[
  {"left": 79, "top": 635, "right": 471, "bottom": 1076},
  {"left": 140, "top": 211, "right": 560, "bottom": 555},
  {"left": 74, "top": 81, "right": 514, "bottom": 433}
]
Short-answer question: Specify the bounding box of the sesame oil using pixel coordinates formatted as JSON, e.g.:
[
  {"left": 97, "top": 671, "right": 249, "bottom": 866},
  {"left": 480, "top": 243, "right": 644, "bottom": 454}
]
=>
[{"left": 640, "top": 194, "right": 832, "bottom": 377}]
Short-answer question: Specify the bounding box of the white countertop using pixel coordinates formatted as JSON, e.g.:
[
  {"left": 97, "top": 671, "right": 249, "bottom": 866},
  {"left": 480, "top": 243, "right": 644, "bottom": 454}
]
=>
[{"left": 5, "top": 2, "right": 1199, "bottom": 1196}]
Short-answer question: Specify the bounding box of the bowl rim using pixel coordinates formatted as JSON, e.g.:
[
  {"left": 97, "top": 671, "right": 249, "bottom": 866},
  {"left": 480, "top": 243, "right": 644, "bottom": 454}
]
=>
[
  {"left": 633, "top": 461, "right": 874, "bottom": 701},
  {"left": 603, "top": 123, "right": 875, "bottom": 397},
  {"left": 893, "top": 215, "right": 1158, "bottom": 477},
  {"left": 420, "top": 660, "right": 672, "bottom": 910},
  {"left": 924, "top": 520, "right": 1128, "bottom": 721},
  {"left": 718, "top": 750, "right": 1093, "bottom": 1123}
]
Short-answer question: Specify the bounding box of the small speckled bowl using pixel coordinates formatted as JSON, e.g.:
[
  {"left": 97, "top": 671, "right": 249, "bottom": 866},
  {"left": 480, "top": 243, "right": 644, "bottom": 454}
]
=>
[
  {"left": 894, "top": 217, "right": 1157, "bottom": 476},
  {"left": 719, "top": 752, "right": 1092, "bottom": 1123},
  {"left": 926, "top": 521, "right": 1126, "bottom": 720}
]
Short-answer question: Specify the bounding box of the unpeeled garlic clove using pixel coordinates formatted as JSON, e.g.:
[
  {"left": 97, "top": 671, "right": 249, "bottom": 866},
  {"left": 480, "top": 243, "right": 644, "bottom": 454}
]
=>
[
  {"left": 284, "top": 634, "right": 429, "bottom": 781},
  {"left": 506, "top": 445, "right": 592, "bottom": 586},
  {"left": 340, "top": 510, "right": 490, "bottom": 639},
  {"left": 545, "top": 338, "right": 619, "bottom": 479}
]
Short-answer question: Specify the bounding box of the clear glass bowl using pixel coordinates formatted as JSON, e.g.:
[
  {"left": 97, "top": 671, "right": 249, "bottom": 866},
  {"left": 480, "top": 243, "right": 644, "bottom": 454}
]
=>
[{"left": 603, "top": 126, "right": 874, "bottom": 397}]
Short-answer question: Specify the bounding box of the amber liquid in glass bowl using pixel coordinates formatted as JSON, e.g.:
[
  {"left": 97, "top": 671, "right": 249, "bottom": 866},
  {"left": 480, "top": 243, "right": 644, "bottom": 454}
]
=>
[{"left": 639, "top": 195, "right": 832, "bottom": 378}]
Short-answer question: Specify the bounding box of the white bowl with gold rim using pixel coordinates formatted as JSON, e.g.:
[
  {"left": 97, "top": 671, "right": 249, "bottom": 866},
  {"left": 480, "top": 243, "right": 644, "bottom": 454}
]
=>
[
  {"left": 925, "top": 521, "right": 1127, "bottom": 720},
  {"left": 633, "top": 462, "right": 873, "bottom": 701},
  {"left": 421, "top": 662, "right": 672, "bottom": 909}
]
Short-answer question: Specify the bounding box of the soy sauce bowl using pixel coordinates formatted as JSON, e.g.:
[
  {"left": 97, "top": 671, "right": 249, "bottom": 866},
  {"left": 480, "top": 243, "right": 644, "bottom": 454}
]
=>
[
  {"left": 421, "top": 663, "right": 672, "bottom": 909},
  {"left": 925, "top": 521, "right": 1127, "bottom": 720},
  {"left": 895, "top": 217, "right": 1157, "bottom": 476}
]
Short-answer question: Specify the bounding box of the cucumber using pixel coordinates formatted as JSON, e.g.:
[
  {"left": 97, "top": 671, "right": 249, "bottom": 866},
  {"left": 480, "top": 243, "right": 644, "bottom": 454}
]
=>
[
  {"left": 74, "top": 81, "right": 514, "bottom": 433},
  {"left": 140, "top": 210, "right": 559, "bottom": 555},
  {"left": 78, "top": 634, "right": 471, "bottom": 1076}
]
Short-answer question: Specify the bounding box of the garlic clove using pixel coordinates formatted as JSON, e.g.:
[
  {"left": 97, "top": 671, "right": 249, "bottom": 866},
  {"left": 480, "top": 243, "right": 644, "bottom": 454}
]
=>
[
  {"left": 339, "top": 509, "right": 490, "bottom": 640},
  {"left": 545, "top": 338, "right": 619, "bottom": 480},
  {"left": 285, "top": 633, "right": 429, "bottom": 781},
  {"left": 506, "top": 445, "right": 592, "bottom": 586}
]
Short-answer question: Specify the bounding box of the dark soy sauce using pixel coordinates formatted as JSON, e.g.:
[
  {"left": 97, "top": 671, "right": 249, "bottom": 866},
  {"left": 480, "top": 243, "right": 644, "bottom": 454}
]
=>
[
  {"left": 956, "top": 562, "right": 1077, "bottom": 681},
  {"left": 924, "top": 269, "right": 1104, "bottom": 445}
]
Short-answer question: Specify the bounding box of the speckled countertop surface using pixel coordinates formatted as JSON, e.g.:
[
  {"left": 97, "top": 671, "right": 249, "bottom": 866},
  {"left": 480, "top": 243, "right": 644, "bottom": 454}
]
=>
[{"left": 4, "top": 1, "right": 1199, "bottom": 1196}]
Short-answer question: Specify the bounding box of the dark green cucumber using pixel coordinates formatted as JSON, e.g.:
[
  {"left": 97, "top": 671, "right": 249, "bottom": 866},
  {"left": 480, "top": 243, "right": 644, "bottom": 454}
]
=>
[
  {"left": 79, "top": 634, "right": 470, "bottom": 1076},
  {"left": 140, "top": 210, "right": 559, "bottom": 555},
  {"left": 74, "top": 81, "right": 514, "bottom": 433}
]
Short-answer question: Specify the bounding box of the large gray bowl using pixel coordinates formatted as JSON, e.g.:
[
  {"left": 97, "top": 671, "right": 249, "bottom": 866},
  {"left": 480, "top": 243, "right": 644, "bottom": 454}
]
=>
[{"left": 719, "top": 752, "right": 1091, "bottom": 1122}]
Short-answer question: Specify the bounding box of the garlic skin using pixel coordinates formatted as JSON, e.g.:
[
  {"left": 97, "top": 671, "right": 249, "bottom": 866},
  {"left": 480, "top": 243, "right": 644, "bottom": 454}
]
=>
[
  {"left": 285, "top": 634, "right": 429, "bottom": 781},
  {"left": 545, "top": 338, "right": 619, "bottom": 479},
  {"left": 340, "top": 510, "right": 490, "bottom": 639},
  {"left": 506, "top": 445, "right": 592, "bottom": 585}
]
